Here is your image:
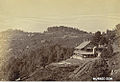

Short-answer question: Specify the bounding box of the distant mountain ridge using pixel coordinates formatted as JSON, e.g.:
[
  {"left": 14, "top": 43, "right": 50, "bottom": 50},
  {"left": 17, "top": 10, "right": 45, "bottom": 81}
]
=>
[
  {"left": 46, "top": 26, "right": 88, "bottom": 34},
  {"left": 0, "top": 26, "right": 92, "bottom": 48}
]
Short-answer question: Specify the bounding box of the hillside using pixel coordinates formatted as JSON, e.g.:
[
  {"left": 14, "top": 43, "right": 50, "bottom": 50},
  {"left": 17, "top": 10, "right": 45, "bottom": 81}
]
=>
[
  {"left": 109, "top": 30, "right": 120, "bottom": 80},
  {"left": 0, "top": 26, "right": 92, "bottom": 81},
  {"left": 21, "top": 28, "right": 117, "bottom": 81},
  {"left": 46, "top": 26, "right": 88, "bottom": 34},
  {"left": 0, "top": 26, "right": 118, "bottom": 81}
]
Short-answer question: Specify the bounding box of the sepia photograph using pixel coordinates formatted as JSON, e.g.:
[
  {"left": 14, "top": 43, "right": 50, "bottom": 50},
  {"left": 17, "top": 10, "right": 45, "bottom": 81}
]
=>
[{"left": 0, "top": 0, "right": 120, "bottom": 81}]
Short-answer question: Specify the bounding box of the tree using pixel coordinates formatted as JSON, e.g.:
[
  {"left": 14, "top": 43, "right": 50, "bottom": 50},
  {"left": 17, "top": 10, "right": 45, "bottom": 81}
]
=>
[
  {"left": 92, "top": 31, "right": 102, "bottom": 46},
  {"left": 106, "top": 29, "right": 116, "bottom": 41},
  {"left": 40, "top": 55, "right": 48, "bottom": 68},
  {"left": 116, "top": 24, "right": 120, "bottom": 37},
  {"left": 101, "top": 44, "right": 113, "bottom": 59},
  {"left": 116, "top": 24, "right": 120, "bottom": 30},
  {"left": 107, "top": 43, "right": 113, "bottom": 56},
  {"left": 101, "top": 48, "right": 109, "bottom": 59},
  {"left": 100, "top": 36, "right": 108, "bottom": 45}
]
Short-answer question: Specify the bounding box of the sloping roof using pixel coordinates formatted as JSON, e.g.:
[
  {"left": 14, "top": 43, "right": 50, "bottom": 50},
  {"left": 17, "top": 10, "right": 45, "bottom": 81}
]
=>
[
  {"left": 75, "top": 41, "right": 91, "bottom": 49},
  {"left": 74, "top": 50, "right": 93, "bottom": 54},
  {"left": 78, "top": 50, "right": 93, "bottom": 55}
]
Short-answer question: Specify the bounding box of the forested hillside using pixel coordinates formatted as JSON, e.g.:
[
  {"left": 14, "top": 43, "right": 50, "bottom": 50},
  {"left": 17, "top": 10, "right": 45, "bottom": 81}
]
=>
[{"left": 0, "top": 26, "right": 92, "bottom": 80}]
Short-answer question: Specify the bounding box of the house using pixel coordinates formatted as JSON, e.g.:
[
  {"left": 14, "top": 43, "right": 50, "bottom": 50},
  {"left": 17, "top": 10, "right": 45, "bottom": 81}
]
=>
[{"left": 73, "top": 41, "right": 103, "bottom": 58}]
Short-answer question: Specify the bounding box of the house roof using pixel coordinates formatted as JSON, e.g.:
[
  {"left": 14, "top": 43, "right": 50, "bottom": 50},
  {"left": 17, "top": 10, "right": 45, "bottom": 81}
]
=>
[
  {"left": 74, "top": 50, "right": 93, "bottom": 55},
  {"left": 75, "top": 41, "right": 91, "bottom": 49}
]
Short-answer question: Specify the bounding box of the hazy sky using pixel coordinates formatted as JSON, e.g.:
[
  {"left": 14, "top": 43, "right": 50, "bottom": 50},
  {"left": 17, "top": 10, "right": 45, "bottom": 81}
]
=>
[{"left": 0, "top": 0, "right": 120, "bottom": 32}]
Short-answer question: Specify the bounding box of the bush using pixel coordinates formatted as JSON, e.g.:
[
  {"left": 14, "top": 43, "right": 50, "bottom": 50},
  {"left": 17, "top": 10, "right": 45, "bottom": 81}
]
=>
[
  {"left": 101, "top": 44, "right": 113, "bottom": 59},
  {"left": 91, "top": 58, "right": 111, "bottom": 78}
]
